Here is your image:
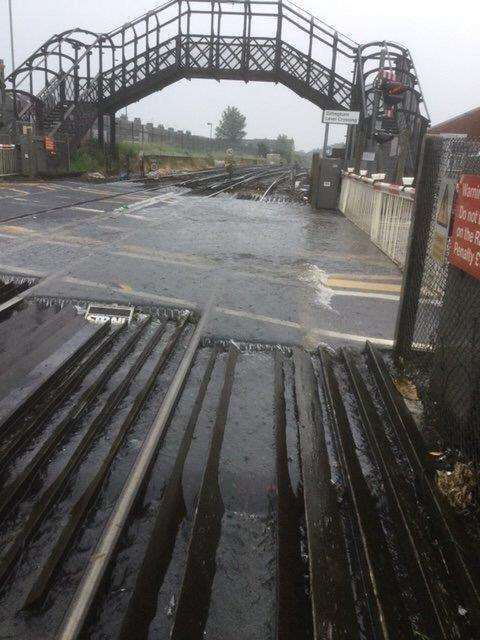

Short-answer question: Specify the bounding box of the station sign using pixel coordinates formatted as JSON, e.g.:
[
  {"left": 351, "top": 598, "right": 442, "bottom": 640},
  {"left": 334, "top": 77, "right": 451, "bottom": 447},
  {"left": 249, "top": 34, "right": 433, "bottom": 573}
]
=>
[
  {"left": 449, "top": 174, "right": 480, "bottom": 279},
  {"left": 322, "top": 110, "right": 360, "bottom": 125}
]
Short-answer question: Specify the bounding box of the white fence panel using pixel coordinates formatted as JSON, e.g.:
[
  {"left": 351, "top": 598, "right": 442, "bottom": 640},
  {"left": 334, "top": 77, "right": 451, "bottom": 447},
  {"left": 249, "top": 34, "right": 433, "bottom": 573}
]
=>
[
  {"left": 338, "top": 173, "right": 415, "bottom": 269},
  {"left": 0, "top": 145, "right": 18, "bottom": 176}
]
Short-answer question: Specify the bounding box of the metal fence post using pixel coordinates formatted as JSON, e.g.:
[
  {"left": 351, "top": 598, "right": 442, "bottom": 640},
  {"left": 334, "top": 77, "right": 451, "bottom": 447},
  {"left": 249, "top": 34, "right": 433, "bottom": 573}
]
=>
[{"left": 394, "top": 135, "right": 437, "bottom": 362}]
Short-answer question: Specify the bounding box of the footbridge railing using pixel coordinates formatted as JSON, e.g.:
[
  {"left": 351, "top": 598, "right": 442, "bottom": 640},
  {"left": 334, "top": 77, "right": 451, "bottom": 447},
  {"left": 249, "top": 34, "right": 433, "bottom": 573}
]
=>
[{"left": 2, "top": 0, "right": 429, "bottom": 174}]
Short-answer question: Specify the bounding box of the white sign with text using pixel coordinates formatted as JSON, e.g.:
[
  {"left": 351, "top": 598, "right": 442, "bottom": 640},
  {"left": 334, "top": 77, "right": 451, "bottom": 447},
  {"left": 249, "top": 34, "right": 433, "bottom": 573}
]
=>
[{"left": 322, "top": 110, "right": 360, "bottom": 125}]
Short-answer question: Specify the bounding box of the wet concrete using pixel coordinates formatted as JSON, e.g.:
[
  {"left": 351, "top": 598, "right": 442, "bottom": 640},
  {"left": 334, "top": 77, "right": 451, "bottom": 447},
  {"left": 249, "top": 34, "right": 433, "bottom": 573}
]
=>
[{"left": 0, "top": 178, "right": 401, "bottom": 347}]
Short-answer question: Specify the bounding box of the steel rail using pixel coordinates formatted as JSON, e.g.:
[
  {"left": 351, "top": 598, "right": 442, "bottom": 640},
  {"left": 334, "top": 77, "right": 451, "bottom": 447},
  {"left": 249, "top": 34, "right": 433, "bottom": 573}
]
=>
[
  {"left": 318, "top": 348, "right": 412, "bottom": 640},
  {"left": 56, "top": 298, "right": 213, "bottom": 640},
  {"left": 23, "top": 319, "right": 188, "bottom": 610},
  {"left": 117, "top": 346, "right": 220, "bottom": 639},
  {"left": 342, "top": 347, "right": 480, "bottom": 637},
  {"left": 0, "top": 320, "right": 109, "bottom": 436},
  {"left": 169, "top": 344, "right": 239, "bottom": 639},
  {"left": 0, "top": 323, "right": 122, "bottom": 475},
  {"left": 365, "top": 342, "right": 480, "bottom": 620},
  {"left": 274, "top": 351, "right": 307, "bottom": 640},
  {"left": 292, "top": 348, "right": 359, "bottom": 639},
  {"left": 0, "top": 319, "right": 150, "bottom": 526},
  {"left": 0, "top": 319, "right": 163, "bottom": 585},
  {"left": 260, "top": 171, "right": 291, "bottom": 201},
  {"left": 206, "top": 166, "right": 288, "bottom": 198}
]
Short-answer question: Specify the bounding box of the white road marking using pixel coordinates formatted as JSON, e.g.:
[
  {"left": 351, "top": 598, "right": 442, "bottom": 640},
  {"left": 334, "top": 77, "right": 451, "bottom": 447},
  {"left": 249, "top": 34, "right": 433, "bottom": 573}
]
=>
[
  {"left": 58, "top": 276, "right": 393, "bottom": 345},
  {"left": 71, "top": 206, "right": 107, "bottom": 213},
  {"left": 331, "top": 289, "right": 399, "bottom": 301}
]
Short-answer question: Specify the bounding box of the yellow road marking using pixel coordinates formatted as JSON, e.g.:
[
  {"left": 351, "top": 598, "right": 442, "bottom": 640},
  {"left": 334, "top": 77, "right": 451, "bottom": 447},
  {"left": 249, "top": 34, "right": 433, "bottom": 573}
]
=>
[
  {"left": 0, "top": 225, "right": 102, "bottom": 247},
  {"left": 0, "top": 225, "right": 36, "bottom": 235},
  {"left": 326, "top": 277, "right": 402, "bottom": 293},
  {"left": 328, "top": 272, "right": 402, "bottom": 282}
]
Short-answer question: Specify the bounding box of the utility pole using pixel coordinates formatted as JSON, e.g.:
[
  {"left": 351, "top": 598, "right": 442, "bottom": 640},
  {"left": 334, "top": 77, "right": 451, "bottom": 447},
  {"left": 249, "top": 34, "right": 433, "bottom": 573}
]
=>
[
  {"left": 8, "top": 0, "right": 15, "bottom": 76},
  {"left": 207, "top": 122, "right": 213, "bottom": 152},
  {"left": 0, "top": 60, "right": 6, "bottom": 131}
]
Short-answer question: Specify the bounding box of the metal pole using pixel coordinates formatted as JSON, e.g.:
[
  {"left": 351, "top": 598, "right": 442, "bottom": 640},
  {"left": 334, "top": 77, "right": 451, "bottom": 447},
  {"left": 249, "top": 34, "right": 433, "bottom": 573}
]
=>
[
  {"left": 322, "top": 123, "right": 330, "bottom": 159},
  {"left": 8, "top": 0, "right": 15, "bottom": 74}
]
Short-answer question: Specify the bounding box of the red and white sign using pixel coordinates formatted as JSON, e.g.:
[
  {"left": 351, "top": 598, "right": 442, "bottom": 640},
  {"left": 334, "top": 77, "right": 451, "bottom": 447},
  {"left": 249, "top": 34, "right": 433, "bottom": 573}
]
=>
[
  {"left": 44, "top": 136, "right": 56, "bottom": 154},
  {"left": 449, "top": 175, "right": 480, "bottom": 279}
]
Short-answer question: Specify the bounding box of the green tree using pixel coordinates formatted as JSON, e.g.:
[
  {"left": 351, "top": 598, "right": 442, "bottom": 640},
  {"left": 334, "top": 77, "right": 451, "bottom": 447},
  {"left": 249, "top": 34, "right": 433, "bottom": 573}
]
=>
[
  {"left": 276, "top": 134, "right": 294, "bottom": 162},
  {"left": 257, "top": 141, "right": 269, "bottom": 157},
  {"left": 215, "top": 106, "right": 247, "bottom": 143}
]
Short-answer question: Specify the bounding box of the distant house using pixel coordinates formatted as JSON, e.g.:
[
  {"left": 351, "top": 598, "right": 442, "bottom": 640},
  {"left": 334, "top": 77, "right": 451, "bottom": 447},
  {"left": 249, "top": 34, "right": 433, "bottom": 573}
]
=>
[{"left": 429, "top": 106, "right": 480, "bottom": 138}]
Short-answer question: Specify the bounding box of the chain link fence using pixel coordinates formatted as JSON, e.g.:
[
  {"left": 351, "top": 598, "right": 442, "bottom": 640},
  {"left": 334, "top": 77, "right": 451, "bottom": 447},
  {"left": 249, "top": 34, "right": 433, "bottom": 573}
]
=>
[{"left": 395, "top": 134, "right": 480, "bottom": 464}]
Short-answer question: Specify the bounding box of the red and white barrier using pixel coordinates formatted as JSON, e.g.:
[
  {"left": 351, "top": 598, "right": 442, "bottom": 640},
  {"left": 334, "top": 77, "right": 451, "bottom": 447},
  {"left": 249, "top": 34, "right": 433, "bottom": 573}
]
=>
[{"left": 339, "top": 172, "right": 415, "bottom": 268}]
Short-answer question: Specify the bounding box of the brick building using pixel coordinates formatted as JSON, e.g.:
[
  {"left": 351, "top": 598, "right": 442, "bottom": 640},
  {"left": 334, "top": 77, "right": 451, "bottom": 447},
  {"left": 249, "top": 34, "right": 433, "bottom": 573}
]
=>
[{"left": 429, "top": 106, "right": 480, "bottom": 138}]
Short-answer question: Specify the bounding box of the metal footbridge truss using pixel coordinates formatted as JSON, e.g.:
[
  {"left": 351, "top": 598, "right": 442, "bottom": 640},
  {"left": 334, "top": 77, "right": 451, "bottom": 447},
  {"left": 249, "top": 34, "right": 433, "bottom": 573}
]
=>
[{"left": 4, "top": 0, "right": 429, "bottom": 172}]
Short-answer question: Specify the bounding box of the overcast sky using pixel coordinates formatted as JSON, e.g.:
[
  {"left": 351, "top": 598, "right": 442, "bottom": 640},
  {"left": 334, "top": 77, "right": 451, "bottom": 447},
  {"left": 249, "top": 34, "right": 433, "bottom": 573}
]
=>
[{"left": 1, "top": 0, "right": 479, "bottom": 150}]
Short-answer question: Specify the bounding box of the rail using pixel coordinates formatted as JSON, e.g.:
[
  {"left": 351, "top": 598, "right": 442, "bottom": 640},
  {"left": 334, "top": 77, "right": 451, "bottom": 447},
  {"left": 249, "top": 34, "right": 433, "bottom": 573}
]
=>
[{"left": 338, "top": 172, "right": 415, "bottom": 268}]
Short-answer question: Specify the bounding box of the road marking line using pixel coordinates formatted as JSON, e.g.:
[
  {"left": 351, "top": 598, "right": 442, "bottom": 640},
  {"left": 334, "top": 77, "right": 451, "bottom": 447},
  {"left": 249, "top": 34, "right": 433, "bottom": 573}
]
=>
[
  {"left": 0, "top": 187, "right": 29, "bottom": 196},
  {"left": 329, "top": 272, "right": 402, "bottom": 282},
  {"left": 0, "top": 225, "right": 36, "bottom": 235},
  {"left": 113, "top": 192, "right": 176, "bottom": 214},
  {"left": 330, "top": 289, "right": 399, "bottom": 301},
  {"left": 58, "top": 277, "right": 393, "bottom": 347},
  {"left": 326, "top": 277, "right": 401, "bottom": 293},
  {"left": 308, "top": 327, "right": 394, "bottom": 346},
  {"left": 71, "top": 206, "right": 107, "bottom": 214}
]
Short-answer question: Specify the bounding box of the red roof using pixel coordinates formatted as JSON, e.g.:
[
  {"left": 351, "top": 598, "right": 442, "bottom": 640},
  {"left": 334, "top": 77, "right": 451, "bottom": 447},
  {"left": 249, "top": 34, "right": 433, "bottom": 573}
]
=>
[{"left": 429, "top": 106, "right": 480, "bottom": 138}]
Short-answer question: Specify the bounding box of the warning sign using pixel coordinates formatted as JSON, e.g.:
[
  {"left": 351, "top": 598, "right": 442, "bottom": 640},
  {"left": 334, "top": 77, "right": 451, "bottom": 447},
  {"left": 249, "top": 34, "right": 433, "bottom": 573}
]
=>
[
  {"left": 449, "top": 175, "right": 480, "bottom": 278},
  {"left": 44, "top": 136, "right": 56, "bottom": 154}
]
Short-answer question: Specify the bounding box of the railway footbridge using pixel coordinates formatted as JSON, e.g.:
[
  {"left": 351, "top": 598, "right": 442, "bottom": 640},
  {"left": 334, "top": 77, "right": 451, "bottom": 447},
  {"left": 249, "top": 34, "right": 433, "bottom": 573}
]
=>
[{"left": 2, "top": 1, "right": 429, "bottom": 175}]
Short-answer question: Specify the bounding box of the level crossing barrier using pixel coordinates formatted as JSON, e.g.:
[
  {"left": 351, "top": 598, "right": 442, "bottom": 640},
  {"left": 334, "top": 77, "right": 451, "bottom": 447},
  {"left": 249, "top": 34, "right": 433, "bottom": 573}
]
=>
[{"left": 339, "top": 172, "right": 415, "bottom": 268}]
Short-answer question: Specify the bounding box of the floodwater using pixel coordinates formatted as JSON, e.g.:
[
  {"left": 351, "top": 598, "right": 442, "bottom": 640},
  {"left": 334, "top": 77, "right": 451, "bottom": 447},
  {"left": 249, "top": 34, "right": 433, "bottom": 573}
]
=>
[{"left": 0, "top": 181, "right": 401, "bottom": 346}]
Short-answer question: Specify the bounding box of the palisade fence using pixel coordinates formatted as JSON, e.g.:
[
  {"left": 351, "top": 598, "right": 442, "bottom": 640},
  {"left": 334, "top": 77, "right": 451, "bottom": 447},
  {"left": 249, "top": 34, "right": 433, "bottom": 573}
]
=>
[
  {"left": 338, "top": 172, "right": 415, "bottom": 268},
  {"left": 394, "top": 135, "right": 480, "bottom": 465},
  {"left": 0, "top": 144, "right": 18, "bottom": 176}
]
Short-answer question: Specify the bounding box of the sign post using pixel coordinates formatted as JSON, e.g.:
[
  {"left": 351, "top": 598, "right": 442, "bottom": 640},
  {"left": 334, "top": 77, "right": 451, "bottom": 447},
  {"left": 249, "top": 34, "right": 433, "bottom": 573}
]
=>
[
  {"left": 449, "top": 175, "right": 480, "bottom": 279},
  {"left": 321, "top": 110, "right": 361, "bottom": 160}
]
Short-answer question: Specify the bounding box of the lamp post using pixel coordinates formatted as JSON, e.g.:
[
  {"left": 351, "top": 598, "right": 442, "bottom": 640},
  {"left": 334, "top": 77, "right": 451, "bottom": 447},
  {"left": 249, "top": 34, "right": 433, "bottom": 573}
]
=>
[
  {"left": 8, "top": 0, "right": 15, "bottom": 74},
  {"left": 207, "top": 121, "right": 213, "bottom": 152}
]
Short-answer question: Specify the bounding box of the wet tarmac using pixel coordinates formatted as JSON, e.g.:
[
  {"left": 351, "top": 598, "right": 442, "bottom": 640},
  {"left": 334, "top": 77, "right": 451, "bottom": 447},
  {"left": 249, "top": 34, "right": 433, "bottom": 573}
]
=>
[{"left": 0, "top": 177, "right": 401, "bottom": 347}]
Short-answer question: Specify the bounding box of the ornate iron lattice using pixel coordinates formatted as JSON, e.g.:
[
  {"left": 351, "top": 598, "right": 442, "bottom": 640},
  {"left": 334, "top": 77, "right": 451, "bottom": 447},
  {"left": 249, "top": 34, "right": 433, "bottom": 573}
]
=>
[{"left": 4, "top": 0, "right": 429, "bottom": 169}]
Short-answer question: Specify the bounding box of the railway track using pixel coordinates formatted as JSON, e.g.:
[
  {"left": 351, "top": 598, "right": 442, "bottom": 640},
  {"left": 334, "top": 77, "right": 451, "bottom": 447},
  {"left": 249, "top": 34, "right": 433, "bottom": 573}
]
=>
[{"left": 1, "top": 301, "right": 479, "bottom": 639}]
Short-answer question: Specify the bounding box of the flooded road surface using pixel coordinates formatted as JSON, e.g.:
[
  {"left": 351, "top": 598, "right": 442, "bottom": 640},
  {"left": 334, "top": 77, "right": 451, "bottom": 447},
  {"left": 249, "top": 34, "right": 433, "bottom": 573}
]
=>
[
  {"left": 1, "top": 304, "right": 479, "bottom": 639},
  {"left": 0, "top": 178, "right": 401, "bottom": 347}
]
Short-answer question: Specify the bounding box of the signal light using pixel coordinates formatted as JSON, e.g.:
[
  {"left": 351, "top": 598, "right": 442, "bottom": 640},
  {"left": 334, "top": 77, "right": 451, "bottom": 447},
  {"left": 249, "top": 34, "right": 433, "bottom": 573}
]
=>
[
  {"left": 382, "top": 79, "right": 408, "bottom": 106},
  {"left": 373, "top": 130, "right": 394, "bottom": 144}
]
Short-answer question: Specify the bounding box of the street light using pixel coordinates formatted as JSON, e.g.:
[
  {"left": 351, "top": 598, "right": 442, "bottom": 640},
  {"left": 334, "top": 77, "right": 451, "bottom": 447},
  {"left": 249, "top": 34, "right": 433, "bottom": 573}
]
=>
[
  {"left": 207, "top": 122, "right": 213, "bottom": 152},
  {"left": 8, "top": 0, "right": 15, "bottom": 75}
]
